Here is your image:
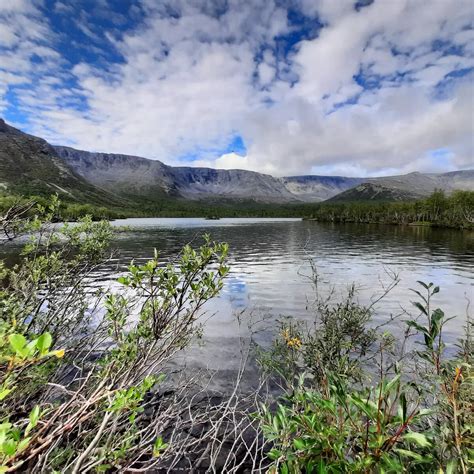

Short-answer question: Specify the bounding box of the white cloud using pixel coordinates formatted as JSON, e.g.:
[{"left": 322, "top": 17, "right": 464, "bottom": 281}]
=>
[
  {"left": 0, "top": 0, "right": 473, "bottom": 176},
  {"left": 195, "top": 151, "right": 250, "bottom": 170}
]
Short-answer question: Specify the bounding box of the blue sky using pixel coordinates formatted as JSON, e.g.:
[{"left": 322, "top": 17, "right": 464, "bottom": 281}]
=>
[{"left": 0, "top": 0, "right": 473, "bottom": 176}]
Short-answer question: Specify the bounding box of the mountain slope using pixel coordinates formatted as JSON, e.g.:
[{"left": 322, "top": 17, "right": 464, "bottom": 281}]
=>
[
  {"left": 56, "top": 145, "right": 474, "bottom": 204},
  {"left": 326, "top": 171, "right": 474, "bottom": 202},
  {"left": 0, "top": 119, "right": 124, "bottom": 206},
  {"left": 283, "top": 171, "right": 474, "bottom": 202},
  {"left": 53, "top": 146, "right": 176, "bottom": 200},
  {"left": 54, "top": 146, "right": 297, "bottom": 203},
  {"left": 281, "top": 176, "right": 365, "bottom": 201},
  {"left": 328, "top": 182, "right": 423, "bottom": 202}
]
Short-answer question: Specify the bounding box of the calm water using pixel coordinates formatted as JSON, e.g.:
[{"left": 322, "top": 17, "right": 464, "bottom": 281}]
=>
[
  {"left": 100, "top": 218, "right": 473, "bottom": 372},
  {"left": 3, "top": 218, "right": 473, "bottom": 378}
]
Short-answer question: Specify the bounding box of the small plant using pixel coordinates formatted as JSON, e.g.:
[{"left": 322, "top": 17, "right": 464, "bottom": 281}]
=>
[
  {"left": 259, "top": 285, "right": 378, "bottom": 390},
  {"left": 0, "top": 328, "right": 64, "bottom": 470},
  {"left": 261, "top": 374, "right": 433, "bottom": 473},
  {"left": 259, "top": 281, "right": 473, "bottom": 473},
  {"left": 406, "top": 282, "right": 472, "bottom": 473}
]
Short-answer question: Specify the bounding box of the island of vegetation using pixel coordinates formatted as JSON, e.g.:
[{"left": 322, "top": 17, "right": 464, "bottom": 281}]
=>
[{"left": 0, "top": 196, "right": 471, "bottom": 472}]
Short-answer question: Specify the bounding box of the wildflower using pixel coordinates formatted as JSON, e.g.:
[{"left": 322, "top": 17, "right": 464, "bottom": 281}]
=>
[
  {"left": 287, "top": 337, "right": 302, "bottom": 350},
  {"left": 281, "top": 328, "right": 302, "bottom": 349},
  {"left": 453, "top": 366, "right": 463, "bottom": 386}
]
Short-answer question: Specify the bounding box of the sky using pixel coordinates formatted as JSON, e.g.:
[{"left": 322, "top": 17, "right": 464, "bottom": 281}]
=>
[{"left": 0, "top": 0, "right": 473, "bottom": 177}]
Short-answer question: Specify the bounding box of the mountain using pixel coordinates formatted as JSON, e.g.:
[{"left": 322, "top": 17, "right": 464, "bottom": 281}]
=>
[
  {"left": 284, "top": 171, "right": 474, "bottom": 202},
  {"left": 327, "top": 182, "right": 423, "bottom": 202},
  {"left": 365, "top": 171, "right": 474, "bottom": 198},
  {"left": 1, "top": 119, "right": 473, "bottom": 208},
  {"left": 56, "top": 144, "right": 474, "bottom": 204},
  {"left": 0, "top": 119, "right": 124, "bottom": 206},
  {"left": 54, "top": 146, "right": 297, "bottom": 203},
  {"left": 281, "top": 175, "right": 365, "bottom": 201}
]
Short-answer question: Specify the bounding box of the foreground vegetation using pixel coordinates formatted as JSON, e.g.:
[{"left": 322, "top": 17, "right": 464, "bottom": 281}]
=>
[
  {"left": 258, "top": 277, "right": 473, "bottom": 473},
  {"left": 0, "top": 197, "right": 472, "bottom": 472}
]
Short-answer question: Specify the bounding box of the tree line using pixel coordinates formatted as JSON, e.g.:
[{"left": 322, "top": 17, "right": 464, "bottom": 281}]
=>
[
  {"left": 1, "top": 189, "right": 473, "bottom": 226},
  {"left": 306, "top": 190, "right": 474, "bottom": 229}
]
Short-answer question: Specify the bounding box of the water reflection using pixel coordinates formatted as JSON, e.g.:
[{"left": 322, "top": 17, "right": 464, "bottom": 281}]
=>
[{"left": 1, "top": 218, "right": 472, "bottom": 374}]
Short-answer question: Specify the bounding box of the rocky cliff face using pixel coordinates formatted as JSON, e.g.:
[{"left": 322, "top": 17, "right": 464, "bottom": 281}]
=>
[
  {"left": 162, "top": 166, "right": 297, "bottom": 202},
  {"left": 54, "top": 146, "right": 176, "bottom": 198},
  {"left": 55, "top": 146, "right": 297, "bottom": 203}
]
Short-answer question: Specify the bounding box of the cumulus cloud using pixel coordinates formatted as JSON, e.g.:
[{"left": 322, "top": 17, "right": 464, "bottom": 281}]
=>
[{"left": 0, "top": 0, "right": 473, "bottom": 176}]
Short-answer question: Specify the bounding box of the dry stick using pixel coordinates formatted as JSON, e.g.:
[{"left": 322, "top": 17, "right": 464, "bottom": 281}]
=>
[
  {"left": 7, "top": 373, "right": 111, "bottom": 471},
  {"left": 71, "top": 409, "right": 113, "bottom": 474}
]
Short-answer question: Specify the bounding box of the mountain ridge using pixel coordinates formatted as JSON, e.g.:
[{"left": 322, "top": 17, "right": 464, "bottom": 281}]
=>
[
  {"left": 56, "top": 143, "right": 474, "bottom": 203},
  {"left": 0, "top": 119, "right": 125, "bottom": 207},
  {"left": 1, "top": 119, "right": 473, "bottom": 207},
  {"left": 54, "top": 145, "right": 299, "bottom": 203}
]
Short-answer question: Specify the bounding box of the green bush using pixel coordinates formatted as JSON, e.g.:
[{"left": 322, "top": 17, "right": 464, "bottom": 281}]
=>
[
  {"left": 1, "top": 195, "right": 472, "bottom": 472},
  {"left": 0, "top": 197, "right": 229, "bottom": 471},
  {"left": 258, "top": 280, "right": 473, "bottom": 473}
]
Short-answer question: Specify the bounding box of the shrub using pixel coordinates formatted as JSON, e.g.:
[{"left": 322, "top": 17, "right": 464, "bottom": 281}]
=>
[
  {"left": 258, "top": 280, "right": 473, "bottom": 473},
  {"left": 0, "top": 198, "right": 231, "bottom": 472}
]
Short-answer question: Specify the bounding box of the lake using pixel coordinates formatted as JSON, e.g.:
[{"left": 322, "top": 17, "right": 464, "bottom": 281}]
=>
[
  {"left": 96, "top": 218, "right": 472, "bottom": 380},
  {"left": 3, "top": 218, "right": 473, "bottom": 384}
]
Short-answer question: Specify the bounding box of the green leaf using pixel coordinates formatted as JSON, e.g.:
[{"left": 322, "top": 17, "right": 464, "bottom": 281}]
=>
[
  {"left": 394, "top": 448, "right": 424, "bottom": 461},
  {"left": 350, "top": 396, "right": 378, "bottom": 419},
  {"left": 398, "top": 392, "right": 407, "bottom": 423},
  {"left": 152, "top": 436, "right": 168, "bottom": 457},
  {"left": 317, "top": 460, "right": 328, "bottom": 474},
  {"left": 445, "top": 459, "right": 457, "bottom": 474},
  {"left": 406, "top": 320, "right": 428, "bottom": 334},
  {"left": 412, "top": 301, "right": 428, "bottom": 316},
  {"left": 431, "top": 309, "right": 444, "bottom": 334},
  {"left": 117, "top": 276, "right": 130, "bottom": 285},
  {"left": 2, "top": 439, "right": 17, "bottom": 456},
  {"left": 383, "top": 374, "right": 400, "bottom": 395},
  {"left": 410, "top": 289, "right": 428, "bottom": 304},
  {"left": 293, "top": 438, "right": 305, "bottom": 450},
  {"left": 0, "top": 389, "right": 12, "bottom": 401},
  {"left": 8, "top": 334, "right": 27, "bottom": 358},
  {"left": 403, "top": 432, "right": 431, "bottom": 447},
  {"left": 16, "top": 437, "right": 31, "bottom": 453},
  {"left": 36, "top": 333, "right": 52, "bottom": 354},
  {"left": 25, "top": 406, "right": 40, "bottom": 435},
  {"left": 416, "top": 281, "right": 430, "bottom": 290},
  {"left": 96, "top": 464, "right": 112, "bottom": 472}
]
